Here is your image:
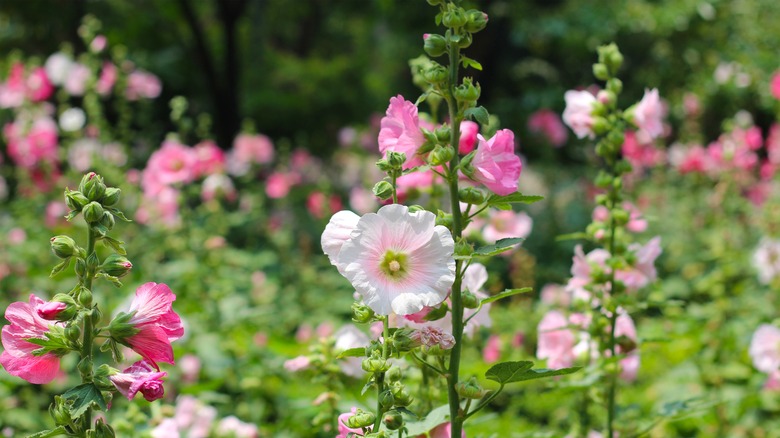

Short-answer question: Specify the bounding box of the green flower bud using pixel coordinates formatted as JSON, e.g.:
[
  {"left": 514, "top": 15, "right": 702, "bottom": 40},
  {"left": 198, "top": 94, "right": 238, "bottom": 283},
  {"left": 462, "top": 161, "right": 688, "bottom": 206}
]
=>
[
  {"left": 65, "top": 189, "right": 89, "bottom": 211},
  {"left": 352, "top": 301, "right": 375, "bottom": 324},
  {"left": 362, "top": 351, "right": 390, "bottom": 373},
  {"left": 65, "top": 324, "right": 81, "bottom": 342},
  {"left": 83, "top": 201, "right": 104, "bottom": 224},
  {"left": 78, "top": 356, "right": 94, "bottom": 378},
  {"left": 426, "top": 0, "right": 444, "bottom": 5},
  {"left": 49, "top": 396, "right": 71, "bottom": 426},
  {"left": 379, "top": 390, "right": 395, "bottom": 409},
  {"left": 372, "top": 181, "right": 394, "bottom": 201},
  {"left": 101, "top": 187, "right": 121, "bottom": 207},
  {"left": 386, "top": 366, "right": 402, "bottom": 383},
  {"left": 407, "top": 205, "right": 425, "bottom": 213},
  {"left": 429, "top": 145, "right": 455, "bottom": 166},
  {"left": 607, "top": 78, "right": 623, "bottom": 95},
  {"left": 616, "top": 334, "right": 637, "bottom": 353},
  {"left": 108, "top": 311, "right": 141, "bottom": 341},
  {"left": 442, "top": 7, "right": 467, "bottom": 28},
  {"left": 607, "top": 49, "right": 624, "bottom": 74},
  {"left": 50, "top": 235, "right": 78, "bottom": 259},
  {"left": 93, "top": 418, "right": 116, "bottom": 438},
  {"left": 423, "top": 33, "right": 447, "bottom": 58},
  {"left": 591, "top": 117, "right": 610, "bottom": 136},
  {"left": 454, "top": 78, "right": 480, "bottom": 104},
  {"left": 79, "top": 172, "right": 107, "bottom": 202},
  {"left": 79, "top": 288, "right": 93, "bottom": 307},
  {"left": 383, "top": 410, "right": 404, "bottom": 430},
  {"left": 594, "top": 171, "right": 612, "bottom": 188},
  {"left": 434, "top": 124, "right": 451, "bottom": 144},
  {"left": 423, "top": 302, "right": 449, "bottom": 321},
  {"left": 387, "top": 151, "right": 407, "bottom": 169},
  {"left": 464, "top": 10, "right": 488, "bottom": 33},
  {"left": 75, "top": 258, "right": 87, "bottom": 278},
  {"left": 459, "top": 152, "right": 475, "bottom": 177},
  {"left": 455, "top": 32, "right": 472, "bottom": 49},
  {"left": 456, "top": 377, "right": 486, "bottom": 399},
  {"left": 592, "top": 63, "right": 609, "bottom": 81},
  {"left": 376, "top": 158, "right": 392, "bottom": 172},
  {"left": 611, "top": 208, "right": 629, "bottom": 226},
  {"left": 422, "top": 64, "right": 448, "bottom": 85},
  {"left": 346, "top": 409, "right": 376, "bottom": 429},
  {"left": 100, "top": 253, "right": 133, "bottom": 278},
  {"left": 391, "top": 328, "right": 421, "bottom": 352},
  {"left": 461, "top": 290, "right": 479, "bottom": 309},
  {"left": 436, "top": 210, "right": 453, "bottom": 228},
  {"left": 390, "top": 383, "right": 414, "bottom": 407},
  {"left": 458, "top": 187, "right": 485, "bottom": 205},
  {"left": 100, "top": 211, "right": 115, "bottom": 231}
]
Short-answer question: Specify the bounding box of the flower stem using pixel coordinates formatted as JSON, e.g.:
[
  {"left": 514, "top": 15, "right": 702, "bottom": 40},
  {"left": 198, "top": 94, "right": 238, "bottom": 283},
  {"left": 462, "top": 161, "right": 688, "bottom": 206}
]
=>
[
  {"left": 80, "top": 229, "right": 97, "bottom": 434},
  {"left": 605, "top": 171, "right": 619, "bottom": 438},
  {"left": 373, "top": 317, "right": 390, "bottom": 432}
]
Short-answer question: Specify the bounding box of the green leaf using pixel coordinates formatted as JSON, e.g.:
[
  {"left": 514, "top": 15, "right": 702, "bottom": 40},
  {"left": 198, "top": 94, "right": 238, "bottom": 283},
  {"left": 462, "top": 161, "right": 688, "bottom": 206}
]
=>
[
  {"left": 480, "top": 288, "right": 532, "bottom": 305},
  {"left": 403, "top": 404, "right": 450, "bottom": 435},
  {"left": 25, "top": 426, "right": 67, "bottom": 438},
  {"left": 435, "top": 12, "right": 443, "bottom": 26},
  {"left": 415, "top": 92, "right": 429, "bottom": 106},
  {"left": 460, "top": 55, "right": 483, "bottom": 71},
  {"left": 64, "top": 210, "right": 79, "bottom": 222},
  {"left": 463, "top": 106, "right": 489, "bottom": 126},
  {"left": 101, "top": 236, "right": 127, "bottom": 255},
  {"left": 473, "top": 237, "right": 524, "bottom": 257},
  {"left": 62, "top": 383, "right": 107, "bottom": 420},
  {"left": 487, "top": 193, "right": 544, "bottom": 207},
  {"left": 336, "top": 347, "right": 366, "bottom": 359},
  {"left": 485, "top": 361, "right": 581, "bottom": 384},
  {"left": 50, "top": 258, "right": 71, "bottom": 278},
  {"left": 95, "top": 272, "right": 122, "bottom": 288},
  {"left": 106, "top": 207, "right": 131, "bottom": 222}
]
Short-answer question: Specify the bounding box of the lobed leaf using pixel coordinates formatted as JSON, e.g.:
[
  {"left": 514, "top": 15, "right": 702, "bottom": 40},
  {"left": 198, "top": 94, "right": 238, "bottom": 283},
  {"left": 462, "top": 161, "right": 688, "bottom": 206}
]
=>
[{"left": 485, "top": 361, "right": 581, "bottom": 384}]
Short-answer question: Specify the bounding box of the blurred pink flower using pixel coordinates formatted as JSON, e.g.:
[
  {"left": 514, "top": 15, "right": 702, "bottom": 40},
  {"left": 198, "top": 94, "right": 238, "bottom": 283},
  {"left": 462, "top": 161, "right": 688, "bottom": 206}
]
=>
[
  {"left": 349, "top": 187, "right": 378, "bottom": 215},
  {"left": 750, "top": 324, "right": 780, "bottom": 374},
  {"left": 334, "top": 325, "right": 370, "bottom": 378},
  {"left": 540, "top": 283, "right": 570, "bottom": 307},
  {"left": 144, "top": 140, "right": 197, "bottom": 191},
  {"left": 0, "top": 63, "right": 26, "bottom": 108},
  {"left": 228, "top": 134, "right": 275, "bottom": 176},
  {"left": 201, "top": 174, "right": 236, "bottom": 203},
  {"left": 283, "top": 355, "right": 311, "bottom": 373},
  {"left": 563, "top": 89, "right": 597, "bottom": 139},
  {"left": 616, "top": 236, "right": 662, "bottom": 291},
  {"left": 614, "top": 311, "right": 639, "bottom": 382},
  {"left": 482, "top": 210, "right": 532, "bottom": 243},
  {"left": 97, "top": 62, "right": 118, "bottom": 96},
  {"left": 633, "top": 88, "right": 664, "bottom": 139},
  {"left": 771, "top": 71, "right": 780, "bottom": 100},
  {"left": 459, "top": 120, "right": 479, "bottom": 154},
  {"left": 217, "top": 416, "right": 258, "bottom": 438},
  {"left": 330, "top": 204, "right": 455, "bottom": 315},
  {"left": 4, "top": 116, "right": 59, "bottom": 169},
  {"left": 179, "top": 354, "right": 201, "bottom": 383},
  {"left": 150, "top": 419, "right": 180, "bottom": 438},
  {"left": 754, "top": 238, "right": 780, "bottom": 284},
  {"left": 428, "top": 422, "right": 465, "bottom": 438},
  {"left": 471, "top": 129, "right": 522, "bottom": 196},
  {"left": 621, "top": 130, "right": 664, "bottom": 170},
  {"left": 121, "top": 282, "right": 184, "bottom": 366},
  {"left": 192, "top": 141, "right": 225, "bottom": 177},
  {"left": 109, "top": 359, "right": 168, "bottom": 401},
  {"left": 483, "top": 334, "right": 501, "bottom": 363},
  {"left": 26, "top": 67, "right": 54, "bottom": 102},
  {"left": 265, "top": 172, "right": 299, "bottom": 199},
  {"left": 126, "top": 70, "right": 162, "bottom": 100},
  {"left": 8, "top": 228, "right": 27, "bottom": 245},
  {"left": 64, "top": 63, "right": 91, "bottom": 96},
  {"left": 378, "top": 95, "right": 425, "bottom": 168},
  {"left": 536, "top": 310, "right": 576, "bottom": 369},
  {"left": 528, "top": 109, "right": 568, "bottom": 147},
  {"left": 0, "top": 294, "right": 63, "bottom": 384},
  {"left": 90, "top": 35, "right": 107, "bottom": 53}
]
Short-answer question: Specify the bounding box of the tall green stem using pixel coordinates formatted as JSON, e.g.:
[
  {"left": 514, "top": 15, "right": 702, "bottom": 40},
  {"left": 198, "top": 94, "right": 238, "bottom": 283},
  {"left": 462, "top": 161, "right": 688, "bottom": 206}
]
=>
[
  {"left": 445, "top": 41, "right": 465, "bottom": 438},
  {"left": 605, "top": 174, "right": 619, "bottom": 438},
  {"left": 373, "top": 317, "right": 391, "bottom": 432},
  {"left": 80, "top": 229, "right": 97, "bottom": 434}
]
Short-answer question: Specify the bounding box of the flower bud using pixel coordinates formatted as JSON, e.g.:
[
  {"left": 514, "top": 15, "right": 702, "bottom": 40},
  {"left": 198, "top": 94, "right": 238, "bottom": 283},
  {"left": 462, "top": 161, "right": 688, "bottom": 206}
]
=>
[
  {"left": 422, "top": 64, "right": 448, "bottom": 85},
  {"left": 83, "top": 201, "right": 104, "bottom": 224},
  {"left": 101, "top": 187, "right": 121, "bottom": 207},
  {"left": 390, "top": 383, "right": 413, "bottom": 407},
  {"left": 594, "top": 171, "right": 612, "bottom": 188},
  {"left": 436, "top": 211, "right": 453, "bottom": 228},
  {"left": 607, "top": 78, "right": 623, "bottom": 95},
  {"left": 107, "top": 311, "right": 140, "bottom": 341},
  {"left": 100, "top": 253, "right": 133, "bottom": 278},
  {"left": 50, "top": 235, "right": 78, "bottom": 259},
  {"left": 616, "top": 334, "right": 637, "bottom": 353},
  {"left": 597, "top": 90, "right": 616, "bottom": 106},
  {"left": 65, "top": 189, "right": 89, "bottom": 211},
  {"left": 407, "top": 205, "right": 426, "bottom": 213},
  {"left": 38, "top": 294, "right": 78, "bottom": 321},
  {"left": 426, "top": 0, "right": 444, "bottom": 5},
  {"left": 372, "top": 181, "right": 394, "bottom": 201},
  {"left": 376, "top": 158, "right": 392, "bottom": 172},
  {"left": 423, "top": 303, "right": 449, "bottom": 321},
  {"left": 423, "top": 33, "right": 447, "bottom": 58},
  {"left": 100, "top": 211, "right": 115, "bottom": 231},
  {"left": 352, "top": 301, "right": 375, "bottom": 324},
  {"left": 65, "top": 324, "right": 81, "bottom": 342},
  {"left": 454, "top": 78, "right": 480, "bottom": 104},
  {"left": 93, "top": 418, "right": 116, "bottom": 438},
  {"left": 429, "top": 145, "right": 455, "bottom": 166},
  {"left": 79, "top": 288, "right": 93, "bottom": 307},
  {"left": 383, "top": 410, "right": 404, "bottom": 430},
  {"left": 592, "top": 63, "right": 609, "bottom": 81},
  {"left": 591, "top": 117, "right": 610, "bottom": 136},
  {"left": 434, "top": 124, "right": 451, "bottom": 144},
  {"left": 386, "top": 366, "right": 402, "bottom": 383},
  {"left": 387, "top": 151, "right": 407, "bottom": 169},
  {"left": 464, "top": 10, "right": 488, "bottom": 33},
  {"left": 456, "top": 377, "right": 486, "bottom": 399},
  {"left": 78, "top": 356, "right": 93, "bottom": 378},
  {"left": 79, "top": 172, "right": 107, "bottom": 202},
  {"left": 611, "top": 208, "right": 629, "bottom": 226},
  {"left": 461, "top": 290, "right": 479, "bottom": 309},
  {"left": 362, "top": 351, "right": 391, "bottom": 373},
  {"left": 379, "top": 390, "right": 395, "bottom": 409},
  {"left": 346, "top": 409, "right": 376, "bottom": 429},
  {"left": 49, "top": 396, "right": 71, "bottom": 426},
  {"left": 442, "top": 7, "right": 467, "bottom": 28},
  {"left": 458, "top": 187, "right": 485, "bottom": 205},
  {"left": 75, "top": 258, "right": 87, "bottom": 278},
  {"left": 391, "top": 328, "right": 421, "bottom": 352},
  {"left": 454, "top": 32, "right": 472, "bottom": 49}
]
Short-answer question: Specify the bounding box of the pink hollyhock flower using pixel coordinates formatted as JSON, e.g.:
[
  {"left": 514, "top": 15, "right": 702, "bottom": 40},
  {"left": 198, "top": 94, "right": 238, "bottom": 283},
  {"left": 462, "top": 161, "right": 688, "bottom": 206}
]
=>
[
  {"left": 144, "top": 140, "right": 197, "bottom": 189},
  {"left": 771, "top": 71, "right": 780, "bottom": 100},
  {"left": 90, "top": 35, "right": 107, "bottom": 53},
  {"left": 459, "top": 120, "right": 479, "bottom": 154},
  {"left": 614, "top": 311, "right": 639, "bottom": 382},
  {"left": 337, "top": 407, "right": 370, "bottom": 438},
  {"left": 265, "top": 172, "right": 300, "bottom": 199},
  {"left": 0, "top": 294, "right": 63, "bottom": 384},
  {"left": 322, "top": 210, "right": 361, "bottom": 273},
  {"left": 750, "top": 324, "right": 780, "bottom": 373},
  {"left": 670, "top": 144, "right": 712, "bottom": 174},
  {"left": 621, "top": 130, "right": 664, "bottom": 170},
  {"left": 528, "top": 109, "right": 568, "bottom": 147},
  {"left": 330, "top": 204, "right": 456, "bottom": 315},
  {"left": 483, "top": 334, "right": 501, "bottom": 363},
  {"left": 96, "top": 62, "right": 118, "bottom": 96},
  {"left": 45, "top": 201, "right": 68, "bottom": 228},
  {"left": 378, "top": 95, "right": 426, "bottom": 168},
  {"left": 8, "top": 228, "right": 26, "bottom": 245},
  {"left": 411, "top": 325, "right": 455, "bottom": 350},
  {"left": 536, "top": 310, "right": 576, "bottom": 369},
  {"left": 227, "top": 134, "right": 275, "bottom": 176},
  {"left": 150, "top": 419, "right": 181, "bottom": 438},
  {"left": 26, "top": 67, "right": 54, "bottom": 102},
  {"left": 0, "top": 63, "right": 26, "bottom": 108},
  {"left": 193, "top": 140, "right": 225, "bottom": 177},
  {"left": 623, "top": 202, "right": 648, "bottom": 233},
  {"left": 126, "top": 70, "right": 162, "bottom": 100},
  {"left": 540, "top": 283, "right": 570, "bottom": 307},
  {"left": 471, "top": 129, "right": 522, "bottom": 196},
  {"left": 350, "top": 187, "right": 379, "bottom": 215},
  {"left": 482, "top": 210, "right": 533, "bottom": 243},
  {"left": 5, "top": 116, "right": 59, "bottom": 169},
  {"left": 334, "top": 325, "right": 370, "bottom": 378},
  {"left": 428, "top": 422, "right": 465, "bottom": 438},
  {"left": 217, "top": 416, "right": 258, "bottom": 438},
  {"left": 562, "top": 90, "right": 597, "bottom": 139},
  {"left": 283, "top": 355, "right": 311, "bottom": 372},
  {"left": 119, "top": 282, "right": 184, "bottom": 366},
  {"left": 754, "top": 238, "right": 780, "bottom": 284},
  {"left": 179, "top": 354, "right": 201, "bottom": 383},
  {"left": 616, "top": 236, "right": 661, "bottom": 291},
  {"left": 36, "top": 301, "right": 67, "bottom": 320},
  {"left": 201, "top": 174, "right": 236, "bottom": 203},
  {"left": 109, "top": 360, "right": 168, "bottom": 401},
  {"left": 64, "top": 63, "right": 91, "bottom": 96},
  {"left": 633, "top": 88, "right": 664, "bottom": 139}
]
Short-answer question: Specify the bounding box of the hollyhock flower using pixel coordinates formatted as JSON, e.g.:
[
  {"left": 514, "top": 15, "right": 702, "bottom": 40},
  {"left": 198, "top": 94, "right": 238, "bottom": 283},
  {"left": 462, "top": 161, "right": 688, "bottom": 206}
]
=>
[
  {"left": 150, "top": 419, "right": 181, "bottom": 438},
  {"left": 90, "top": 35, "right": 107, "bottom": 53},
  {"left": 0, "top": 63, "right": 26, "bottom": 108},
  {"left": 483, "top": 334, "right": 501, "bottom": 363},
  {"left": 411, "top": 325, "right": 455, "bottom": 350},
  {"left": 227, "top": 134, "right": 275, "bottom": 175},
  {"left": 528, "top": 109, "right": 568, "bottom": 147},
  {"left": 8, "top": 228, "right": 26, "bottom": 245},
  {"left": 5, "top": 116, "right": 59, "bottom": 169},
  {"left": 109, "top": 360, "right": 167, "bottom": 401},
  {"left": 337, "top": 407, "right": 370, "bottom": 438},
  {"left": 44, "top": 53, "right": 73, "bottom": 86},
  {"left": 428, "top": 422, "right": 465, "bottom": 438},
  {"left": 350, "top": 187, "right": 378, "bottom": 215},
  {"left": 670, "top": 144, "right": 711, "bottom": 174},
  {"left": 179, "top": 354, "right": 201, "bottom": 383},
  {"left": 331, "top": 204, "right": 455, "bottom": 315},
  {"left": 115, "top": 282, "right": 183, "bottom": 366},
  {"left": 540, "top": 283, "right": 570, "bottom": 307},
  {"left": 68, "top": 138, "right": 100, "bottom": 172},
  {"left": 616, "top": 236, "right": 662, "bottom": 291},
  {"left": 459, "top": 120, "right": 479, "bottom": 154},
  {"left": 193, "top": 140, "right": 225, "bottom": 177},
  {"left": 217, "top": 416, "right": 258, "bottom": 438},
  {"left": 536, "top": 310, "right": 576, "bottom": 369},
  {"left": 145, "top": 140, "right": 197, "bottom": 188},
  {"left": 750, "top": 324, "right": 780, "bottom": 374},
  {"left": 754, "top": 238, "right": 780, "bottom": 284},
  {"left": 621, "top": 130, "right": 665, "bottom": 170},
  {"left": 64, "top": 63, "right": 91, "bottom": 96},
  {"left": 771, "top": 71, "right": 780, "bottom": 100},
  {"left": 633, "top": 88, "right": 664, "bottom": 139},
  {"left": 96, "top": 62, "right": 118, "bottom": 96},
  {"left": 201, "top": 174, "right": 236, "bottom": 203},
  {"left": 562, "top": 89, "right": 597, "bottom": 139},
  {"left": 59, "top": 107, "right": 86, "bottom": 132},
  {"left": 126, "top": 70, "right": 162, "bottom": 100},
  {"left": 614, "top": 311, "right": 639, "bottom": 381},
  {"left": 378, "top": 95, "right": 425, "bottom": 168},
  {"left": 334, "top": 325, "right": 370, "bottom": 377},
  {"left": 482, "top": 210, "right": 533, "bottom": 243},
  {"left": 283, "top": 355, "right": 311, "bottom": 372},
  {"left": 26, "top": 67, "right": 54, "bottom": 102},
  {"left": 471, "top": 129, "right": 522, "bottom": 196},
  {"left": 265, "top": 172, "right": 300, "bottom": 199},
  {"left": 322, "top": 210, "right": 361, "bottom": 273},
  {"left": 0, "top": 294, "right": 63, "bottom": 384}
]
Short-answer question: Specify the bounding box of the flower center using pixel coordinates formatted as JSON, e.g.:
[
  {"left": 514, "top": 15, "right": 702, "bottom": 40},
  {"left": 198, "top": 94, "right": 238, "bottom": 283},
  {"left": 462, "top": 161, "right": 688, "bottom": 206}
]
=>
[{"left": 379, "top": 250, "right": 409, "bottom": 280}]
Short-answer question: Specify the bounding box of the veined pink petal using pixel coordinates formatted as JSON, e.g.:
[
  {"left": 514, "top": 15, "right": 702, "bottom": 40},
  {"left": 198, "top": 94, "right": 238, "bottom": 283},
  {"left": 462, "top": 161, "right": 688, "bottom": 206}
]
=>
[
  {"left": 127, "top": 324, "right": 176, "bottom": 365},
  {"left": 129, "top": 283, "right": 177, "bottom": 325}
]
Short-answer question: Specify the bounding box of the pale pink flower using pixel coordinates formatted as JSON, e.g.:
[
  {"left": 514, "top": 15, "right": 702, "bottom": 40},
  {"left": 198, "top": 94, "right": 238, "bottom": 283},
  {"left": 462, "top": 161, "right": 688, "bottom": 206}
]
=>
[
  {"left": 193, "top": 140, "right": 226, "bottom": 177},
  {"left": 750, "top": 324, "right": 780, "bottom": 373},
  {"left": 334, "top": 325, "right": 370, "bottom": 378},
  {"left": 333, "top": 204, "right": 456, "bottom": 315},
  {"left": 349, "top": 187, "right": 378, "bottom": 215},
  {"left": 378, "top": 95, "right": 425, "bottom": 168},
  {"left": 96, "top": 62, "right": 117, "bottom": 96},
  {"left": 179, "top": 354, "right": 201, "bottom": 383},
  {"left": 44, "top": 53, "right": 73, "bottom": 86},
  {"left": 459, "top": 120, "right": 479, "bottom": 154},
  {"left": 201, "top": 174, "right": 236, "bottom": 203},
  {"left": 227, "top": 134, "right": 275, "bottom": 176},
  {"left": 26, "top": 67, "right": 54, "bottom": 102},
  {"left": 429, "top": 422, "right": 465, "bottom": 438},
  {"left": 316, "top": 321, "right": 334, "bottom": 338},
  {"left": 616, "top": 236, "right": 661, "bottom": 291},
  {"left": 482, "top": 210, "right": 533, "bottom": 243},
  {"left": 633, "top": 88, "right": 664, "bottom": 139},
  {"left": 614, "top": 311, "right": 639, "bottom": 382},
  {"left": 0, "top": 294, "right": 63, "bottom": 384},
  {"left": 265, "top": 172, "right": 299, "bottom": 199},
  {"left": 121, "top": 283, "right": 184, "bottom": 366},
  {"left": 411, "top": 325, "right": 455, "bottom": 350},
  {"left": 623, "top": 202, "right": 648, "bottom": 233},
  {"left": 45, "top": 201, "right": 67, "bottom": 228},
  {"left": 59, "top": 107, "right": 86, "bottom": 132},
  {"left": 765, "top": 370, "right": 780, "bottom": 391},
  {"left": 337, "top": 407, "right": 369, "bottom": 438},
  {"left": 217, "top": 416, "right": 258, "bottom": 438},
  {"left": 536, "top": 310, "right": 576, "bottom": 369},
  {"left": 321, "top": 210, "right": 361, "bottom": 274},
  {"left": 396, "top": 169, "right": 435, "bottom": 198},
  {"left": 483, "top": 334, "right": 501, "bottom": 363},
  {"left": 528, "top": 109, "right": 568, "bottom": 147},
  {"left": 754, "top": 238, "right": 780, "bottom": 284},
  {"left": 540, "top": 283, "right": 570, "bottom": 307},
  {"left": 64, "top": 63, "right": 91, "bottom": 96},
  {"left": 0, "top": 63, "right": 26, "bottom": 108},
  {"left": 109, "top": 360, "right": 167, "bottom": 401},
  {"left": 283, "top": 355, "right": 311, "bottom": 372},
  {"left": 150, "top": 419, "right": 181, "bottom": 438},
  {"left": 562, "top": 89, "right": 597, "bottom": 139},
  {"left": 8, "top": 228, "right": 26, "bottom": 245},
  {"left": 471, "top": 129, "right": 522, "bottom": 196},
  {"left": 771, "top": 71, "right": 780, "bottom": 100},
  {"left": 126, "top": 70, "right": 162, "bottom": 100},
  {"left": 90, "top": 35, "right": 107, "bottom": 53}
]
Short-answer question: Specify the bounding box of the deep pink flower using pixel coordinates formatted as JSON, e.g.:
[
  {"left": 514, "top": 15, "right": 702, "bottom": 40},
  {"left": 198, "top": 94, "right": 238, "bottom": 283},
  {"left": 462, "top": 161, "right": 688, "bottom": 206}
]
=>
[
  {"left": 4, "top": 116, "right": 59, "bottom": 169},
  {"left": 378, "top": 95, "right": 426, "bottom": 168},
  {"left": 26, "top": 67, "right": 54, "bottom": 102},
  {"left": 0, "top": 63, "right": 26, "bottom": 108},
  {"left": 483, "top": 334, "right": 501, "bottom": 363},
  {"left": 109, "top": 360, "right": 168, "bottom": 401},
  {"left": 122, "top": 283, "right": 184, "bottom": 366},
  {"left": 562, "top": 89, "right": 597, "bottom": 139},
  {"left": 0, "top": 294, "right": 63, "bottom": 384},
  {"left": 471, "top": 129, "right": 522, "bottom": 196},
  {"left": 265, "top": 172, "right": 300, "bottom": 199},
  {"left": 143, "top": 140, "right": 197, "bottom": 192},
  {"left": 192, "top": 140, "right": 226, "bottom": 177},
  {"left": 459, "top": 120, "right": 479, "bottom": 154},
  {"left": 771, "top": 71, "right": 780, "bottom": 100},
  {"left": 428, "top": 422, "right": 466, "bottom": 438},
  {"left": 633, "top": 88, "right": 664, "bottom": 139},
  {"left": 528, "top": 109, "right": 568, "bottom": 147}
]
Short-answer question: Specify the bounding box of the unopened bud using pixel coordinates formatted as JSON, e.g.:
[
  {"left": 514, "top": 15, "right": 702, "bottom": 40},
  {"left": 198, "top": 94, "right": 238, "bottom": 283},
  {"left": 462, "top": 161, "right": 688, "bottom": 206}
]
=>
[
  {"left": 611, "top": 209, "right": 629, "bottom": 226},
  {"left": 100, "top": 187, "right": 121, "bottom": 207},
  {"left": 442, "top": 7, "right": 467, "bottom": 28},
  {"left": 436, "top": 211, "right": 453, "bottom": 228},
  {"left": 49, "top": 396, "right": 71, "bottom": 426},
  {"left": 422, "top": 64, "right": 448, "bottom": 85},
  {"left": 75, "top": 258, "right": 87, "bottom": 278},
  {"left": 362, "top": 351, "right": 390, "bottom": 373},
  {"left": 78, "top": 288, "right": 93, "bottom": 307},
  {"left": 434, "top": 124, "right": 451, "bottom": 144},
  {"left": 38, "top": 294, "right": 78, "bottom": 321},
  {"left": 372, "top": 181, "right": 394, "bottom": 201},
  {"left": 379, "top": 390, "right": 395, "bottom": 409},
  {"left": 429, "top": 145, "right": 455, "bottom": 166},
  {"left": 386, "top": 366, "right": 402, "bottom": 383},
  {"left": 454, "top": 78, "right": 480, "bottom": 104},
  {"left": 592, "top": 63, "right": 609, "bottom": 81},
  {"left": 464, "top": 10, "right": 488, "bottom": 33},
  {"left": 80, "top": 172, "right": 107, "bottom": 202},
  {"left": 346, "top": 409, "right": 376, "bottom": 429},
  {"left": 51, "top": 235, "right": 77, "bottom": 259},
  {"left": 456, "top": 377, "right": 486, "bottom": 399},
  {"left": 65, "top": 189, "right": 89, "bottom": 211},
  {"left": 458, "top": 187, "right": 485, "bottom": 205},
  {"left": 390, "top": 383, "right": 413, "bottom": 407},
  {"left": 83, "top": 201, "right": 104, "bottom": 224},
  {"left": 351, "top": 301, "right": 375, "bottom": 324},
  {"left": 607, "top": 78, "right": 623, "bottom": 95},
  {"left": 65, "top": 324, "right": 81, "bottom": 342},
  {"left": 383, "top": 410, "right": 404, "bottom": 430},
  {"left": 387, "top": 151, "right": 407, "bottom": 169},
  {"left": 93, "top": 418, "right": 116, "bottom": 438},
  {"left": 100, "top": 253, "right": 133, "bottom": 278},
  {"left": 462, "top": 290, "right": 479, "bottom": 309},
  {"left": 100, "top": 211, "right": 115, "bottom": 231},
  {"left": 423, "top": 33, "right": 447, "bottom": 58},
  {"left": 591, "top": 117, "right": 610, "bottom": 136}
]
